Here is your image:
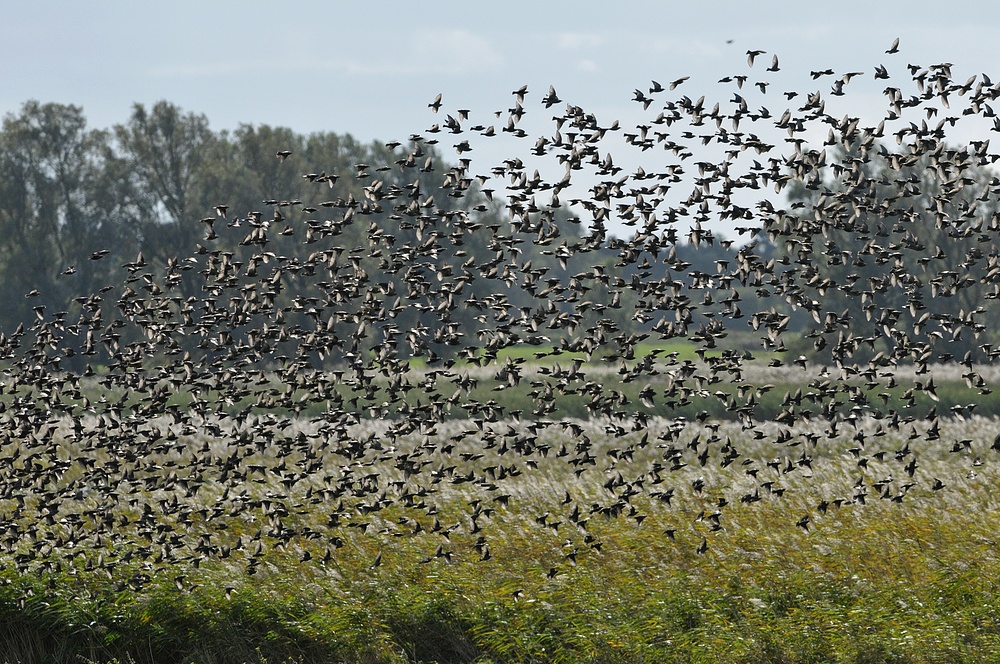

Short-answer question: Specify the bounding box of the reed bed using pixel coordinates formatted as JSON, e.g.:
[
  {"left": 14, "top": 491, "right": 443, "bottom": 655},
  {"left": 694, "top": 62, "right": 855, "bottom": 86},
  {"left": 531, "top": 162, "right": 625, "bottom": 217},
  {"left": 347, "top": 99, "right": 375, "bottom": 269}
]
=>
[{"left": 0, "top": 414, "right": 997, "bottom": 662}]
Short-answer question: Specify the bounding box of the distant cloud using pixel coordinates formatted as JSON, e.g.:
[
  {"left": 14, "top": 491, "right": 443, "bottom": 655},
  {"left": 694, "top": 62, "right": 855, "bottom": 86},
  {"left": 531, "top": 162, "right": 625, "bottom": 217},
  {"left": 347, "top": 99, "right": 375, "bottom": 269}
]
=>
[
  {"left": 414, "top": 29, "right": 505, "bottom": 73},
  {"left": 556, "top": 32, "right": 604, "bottom": 50},
  {"left": 578, "top": 59, "right": 598, "bottom": 72},
  {"left": 147, "top": 62, "right": 250, "bottom": 78},
  {"left": 147, "top": 29, "right": 504, "bottom": 80},
  {"left": 647, "top": 37, "right": 723, "bottom": 59}
]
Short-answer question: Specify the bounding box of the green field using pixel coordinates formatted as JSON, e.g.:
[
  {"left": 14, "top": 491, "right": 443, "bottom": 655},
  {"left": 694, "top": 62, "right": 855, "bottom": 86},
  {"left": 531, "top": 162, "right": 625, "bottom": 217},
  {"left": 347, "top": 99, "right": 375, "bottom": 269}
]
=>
[{"left": 2, "top": 414, "right": 999, "bottom": 663}]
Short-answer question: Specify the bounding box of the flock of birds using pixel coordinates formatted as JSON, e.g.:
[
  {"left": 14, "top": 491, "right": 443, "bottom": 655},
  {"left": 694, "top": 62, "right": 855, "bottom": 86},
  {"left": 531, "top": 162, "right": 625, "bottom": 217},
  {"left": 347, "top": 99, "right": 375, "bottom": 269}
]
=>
[{"left": 2, "top": 37, "right": 1000, "bottom": 588}]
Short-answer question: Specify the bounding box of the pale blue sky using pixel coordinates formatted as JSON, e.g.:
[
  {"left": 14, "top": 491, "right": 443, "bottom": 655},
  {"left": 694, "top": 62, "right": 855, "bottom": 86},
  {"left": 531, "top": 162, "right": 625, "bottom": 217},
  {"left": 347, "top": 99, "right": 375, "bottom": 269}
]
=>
[
  {"left": 7, "top": 2, "right": 998, "bottom": 140},
  {"left": 5, "top": 2, "right": 1000, "bottom": 236}
]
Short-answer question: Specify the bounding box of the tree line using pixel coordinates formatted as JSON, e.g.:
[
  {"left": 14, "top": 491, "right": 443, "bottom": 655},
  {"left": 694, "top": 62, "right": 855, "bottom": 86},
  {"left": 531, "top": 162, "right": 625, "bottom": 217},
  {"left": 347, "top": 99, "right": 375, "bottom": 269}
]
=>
[
  {"left": 1, "top": 100, "right": 994, "bottom": 374},
  {"left": 0, "top": 100, "right": 752, "bottom": 369}
]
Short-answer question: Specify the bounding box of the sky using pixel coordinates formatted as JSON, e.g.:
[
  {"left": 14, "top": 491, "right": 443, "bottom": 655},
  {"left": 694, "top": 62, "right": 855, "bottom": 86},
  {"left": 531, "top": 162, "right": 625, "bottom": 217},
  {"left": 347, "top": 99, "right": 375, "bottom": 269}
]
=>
[{"left": 5, "top": 2, "right": 1000, "bottom": 237}]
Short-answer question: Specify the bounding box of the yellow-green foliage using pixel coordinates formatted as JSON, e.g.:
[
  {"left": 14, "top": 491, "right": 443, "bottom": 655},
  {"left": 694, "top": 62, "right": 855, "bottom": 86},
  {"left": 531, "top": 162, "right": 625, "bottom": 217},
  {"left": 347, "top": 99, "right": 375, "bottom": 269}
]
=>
[{"left": 1, "top": 416, "right": 1000, "bottom": 662}]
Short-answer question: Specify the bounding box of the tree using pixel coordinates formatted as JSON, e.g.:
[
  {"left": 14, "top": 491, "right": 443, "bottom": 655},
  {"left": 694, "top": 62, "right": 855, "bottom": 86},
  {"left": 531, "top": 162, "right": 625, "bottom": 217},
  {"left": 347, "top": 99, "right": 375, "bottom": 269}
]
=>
[
  {"left": 775, "top": 139, "right": 1000, "bottom": 364},
  {"left": 0, "top": 101, "right": 143, "bottom": 336},
  {"left": 114, "top": 101, "right": 215, "bottom": 265}
]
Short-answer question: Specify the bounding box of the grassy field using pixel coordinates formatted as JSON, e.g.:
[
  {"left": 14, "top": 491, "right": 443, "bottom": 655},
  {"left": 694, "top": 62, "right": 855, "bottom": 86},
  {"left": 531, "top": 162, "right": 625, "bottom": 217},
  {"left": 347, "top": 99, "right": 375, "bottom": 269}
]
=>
[
  {"left": 1, "top": 413, "right": 1000, "bottom": 663},
  {"left": 103, "top": 354, "right": 1000, "bottom": 424}
]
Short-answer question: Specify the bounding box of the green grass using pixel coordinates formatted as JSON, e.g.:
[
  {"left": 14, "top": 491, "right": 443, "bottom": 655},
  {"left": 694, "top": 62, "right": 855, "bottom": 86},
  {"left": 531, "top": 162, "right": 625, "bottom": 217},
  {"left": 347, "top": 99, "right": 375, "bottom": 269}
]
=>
[
  {"left": 0, "top": 415, "right": 999, "bottom": 662},
  {"left": 398, "top": 329, "right": 773, "bottom": 369},
  {"left": 3, "top": 494, "right": 1000, "bottom": 663},
  {"left": 84, "top": 363, "right": 996, "bottom": 426}
]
